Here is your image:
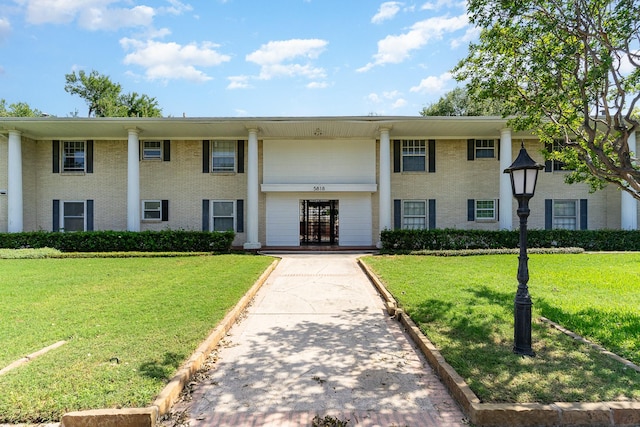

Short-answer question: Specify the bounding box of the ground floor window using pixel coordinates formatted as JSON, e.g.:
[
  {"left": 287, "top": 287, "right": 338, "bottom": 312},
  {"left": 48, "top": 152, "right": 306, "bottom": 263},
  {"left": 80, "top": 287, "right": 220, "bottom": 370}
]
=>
[
  {"left": 62, "top": 201, "right": 85, "bottom": 231},
  {"left": 553, "top": 199, "right": 578, "bottom": 230},
  {"left": 212, "top": 200, "right": 235, "bottom": 231},
  {"left": 475, "top": 199, "right": 497, "bottom": 221},
  {"left": 403, "top": 200, "right": 427, "bottom": 229},
  {"left": 143, "top": 200, "right": 162, "bottom": 220}
]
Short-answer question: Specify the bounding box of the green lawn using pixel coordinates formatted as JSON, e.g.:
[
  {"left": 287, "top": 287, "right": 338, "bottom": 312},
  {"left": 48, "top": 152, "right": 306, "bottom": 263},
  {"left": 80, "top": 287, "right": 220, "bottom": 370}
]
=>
[
  {"left": 0, "top": 255, "right": 274, "bottom": 423},
  {"left": 362, "top": 253, "right": 640, "bottom": 404}
]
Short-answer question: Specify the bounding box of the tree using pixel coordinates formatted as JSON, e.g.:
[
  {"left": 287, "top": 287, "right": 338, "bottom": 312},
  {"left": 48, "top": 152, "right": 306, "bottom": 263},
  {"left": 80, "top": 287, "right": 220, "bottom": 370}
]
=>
[
  {"left": 0, "top": 99, "right": 43, "bottom": 117},
  {"left": 453, "top": 0, "right": 640, "bottom": 199},
  {"left": 64, "top": 70, "right": 162, "bottom": 117},
  {"left": 420, "top": 87, "right": 503, "bottom": 116}
]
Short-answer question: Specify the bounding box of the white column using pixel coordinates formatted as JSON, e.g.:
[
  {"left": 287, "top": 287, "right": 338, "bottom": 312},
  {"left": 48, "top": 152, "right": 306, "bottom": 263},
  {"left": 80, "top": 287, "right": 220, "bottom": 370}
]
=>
[
  {"left": 127, "top": 128, "right": 140, "bottom": 231},
  {"left": 621, "top": 131, "right": 638, "bottom": 230},
  {"left": 244, "top": 128, "right": 261, "bottom": 249},
  {"left": 378, "top": 127, "right": 392, "bottom": 248},
  {"left": 499, "top": 128, "right": 513, "bottom": 230},
  {"left": 7, "top": 130, "right": 23, "bottom": 232}
]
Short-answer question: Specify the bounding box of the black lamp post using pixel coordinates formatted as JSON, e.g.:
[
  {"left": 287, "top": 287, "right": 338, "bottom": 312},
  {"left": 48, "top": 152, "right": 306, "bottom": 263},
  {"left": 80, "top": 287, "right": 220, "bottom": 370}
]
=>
[{"left": 503, "top": 143, "right": 544, "bottom": 357}]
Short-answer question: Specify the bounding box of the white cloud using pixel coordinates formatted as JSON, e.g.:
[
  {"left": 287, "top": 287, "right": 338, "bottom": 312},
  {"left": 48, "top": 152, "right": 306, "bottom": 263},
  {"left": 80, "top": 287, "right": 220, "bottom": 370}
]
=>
[
  {"left": 371, "top": 2, "right": 402, "bottom": 24},
  {"left": 368, "top": 93, "right": 382, "bottom": 103},
  {"left": 80, "top": 5, "right": 155, "bottom": 30},
  {"left": 367, "top": 90, "right": 405, "bottom": 108},
  {"left": 160, "top": 0, "right": 193, "bottom": 15},
  {"left": 121, "top": 38, "right": 231, "bottom": 82},
  {"left": 450, "top": 26, "right": 479, "bottom": 48},
  {"left": 0, "top": 17, "right": 11, "bottom": 43},
  {"left": 22, "top": 0, "right": 155, "bottom": 30},
  {"left": 421, "top": 0, "right": 463, "bottom": 10},
  {"left": 307, "top": 81, "right": 329, "bottom": 89},
  {"left": 410, "top": 71, "right": 452, "bottom": 94},
  {"left": 246, "top": 39, "right": 328, "bottom": 80},
  {"left": 358, "top": 14, "right": 468, "bottom": 72},
  {"left": 227, "top": 75, "right": 251, "bottom": 89},
  {"left": 392, "top": 98, "right": 407, "bottom": 108}
]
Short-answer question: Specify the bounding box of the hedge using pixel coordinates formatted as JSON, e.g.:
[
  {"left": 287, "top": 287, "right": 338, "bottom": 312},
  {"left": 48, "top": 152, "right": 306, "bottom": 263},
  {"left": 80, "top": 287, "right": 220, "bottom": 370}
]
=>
[
  {"left": 0, "top": 230, "right": 235, "bottom": 253},
  {"left": 381, "top": 228, "right": 640, "bottom": 252}
]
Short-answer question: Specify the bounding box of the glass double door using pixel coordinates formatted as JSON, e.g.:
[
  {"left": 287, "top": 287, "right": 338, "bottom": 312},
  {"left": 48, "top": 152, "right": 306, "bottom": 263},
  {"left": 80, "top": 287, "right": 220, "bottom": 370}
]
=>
[{"left": 300, "top": 200, "right": 339, "bottom": 245}]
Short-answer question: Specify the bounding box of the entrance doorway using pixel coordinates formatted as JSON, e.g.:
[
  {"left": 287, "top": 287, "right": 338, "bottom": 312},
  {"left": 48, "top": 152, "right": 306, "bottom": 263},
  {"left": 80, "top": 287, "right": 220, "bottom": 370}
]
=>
[{"left": 300, "top": 200, "right": 339, "bottom": 245}]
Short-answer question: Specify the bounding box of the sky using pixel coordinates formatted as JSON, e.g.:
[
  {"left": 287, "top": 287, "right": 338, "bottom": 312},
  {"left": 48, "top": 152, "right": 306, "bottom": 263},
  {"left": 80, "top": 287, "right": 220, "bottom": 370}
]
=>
[{"left": 0, "top": 0, "right": 478, "bottom": 118}]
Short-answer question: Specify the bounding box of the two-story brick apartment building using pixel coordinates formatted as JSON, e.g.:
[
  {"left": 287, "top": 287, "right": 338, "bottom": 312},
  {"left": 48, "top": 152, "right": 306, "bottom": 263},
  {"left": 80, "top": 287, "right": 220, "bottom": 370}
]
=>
[{"left": 1, "top": 116, "right": 638, "bottom": 249}]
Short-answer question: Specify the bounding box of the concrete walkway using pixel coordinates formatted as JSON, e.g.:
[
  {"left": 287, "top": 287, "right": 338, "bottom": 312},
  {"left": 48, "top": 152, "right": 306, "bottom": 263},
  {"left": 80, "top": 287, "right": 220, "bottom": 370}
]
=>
[{"left": 165, "top": 254, "right": 468, "bottom": 427}]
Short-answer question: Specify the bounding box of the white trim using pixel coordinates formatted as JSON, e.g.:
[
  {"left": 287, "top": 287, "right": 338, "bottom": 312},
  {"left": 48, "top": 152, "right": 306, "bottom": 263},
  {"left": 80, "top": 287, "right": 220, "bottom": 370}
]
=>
[
  {"left": 142, "top": 200, "right": 162, "bottom": 221},
  {"left": 475, "top": 199, "right": 498, "bottom": 221},
  {"left": 141, "top": 140, "right": 162, "bottom": 160},
  {"left": 261, "top": 183, "right": 377, "bottom": 192}
]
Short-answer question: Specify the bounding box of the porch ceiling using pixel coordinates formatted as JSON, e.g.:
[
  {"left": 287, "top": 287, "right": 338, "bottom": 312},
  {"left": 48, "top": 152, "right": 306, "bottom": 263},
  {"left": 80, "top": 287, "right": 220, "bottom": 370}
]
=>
[{"left": 0, "top": 116, "right": 535, "bottom": 141}]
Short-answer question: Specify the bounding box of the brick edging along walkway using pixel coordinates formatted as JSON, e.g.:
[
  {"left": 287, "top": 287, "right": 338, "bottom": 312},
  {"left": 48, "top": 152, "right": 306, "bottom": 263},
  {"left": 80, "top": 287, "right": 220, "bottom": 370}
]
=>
[{"left": 357, "top": 259, "right": 640, "bottom": 427}]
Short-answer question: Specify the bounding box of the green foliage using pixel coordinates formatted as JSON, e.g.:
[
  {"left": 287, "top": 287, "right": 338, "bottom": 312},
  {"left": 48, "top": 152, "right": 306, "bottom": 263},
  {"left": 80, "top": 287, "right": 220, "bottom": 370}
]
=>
[
  {"left": 420, "top": 86, "right": 504, "bottom": 116},
  {"left": 0, "top": 230, "right": 234, "bottom": 253},
  {"left": 381, "top": 228, "right": 640, "bottom": 251},
  {"left": 64, "top": 70, "right": 162, "bottom": 117},
  {"left": 0, "top": 255, "right": 274, "bottom": 422},
  {"left": 363, "top": 254, "right": 640, "bottom": 403},
  {"left": 453, "top": 0, "right": 640, "bottom": 197},
  {"left": 0, "top": 99, "right": 44, "bottom": 117}
]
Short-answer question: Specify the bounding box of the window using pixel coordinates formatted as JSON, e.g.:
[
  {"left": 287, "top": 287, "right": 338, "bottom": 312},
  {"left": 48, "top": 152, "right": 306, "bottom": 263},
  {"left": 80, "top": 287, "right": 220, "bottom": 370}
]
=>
[
  {"left": 62, "top": 201, "right": 85, "bottom": 231},
  {"left": 142, "top": 141, "right": 162, "bottom": 160},
  {"left": 212, "top": 140, "right": 236, "bottom": 172},
  {"left": 475, "top": 139, "right": 495, "bottom": 159},
  {"left": 553, "top": 200, "right": 577, "bottom": 230},
  {"left": 212, "top": 200, "right": 235, "bottom": 231},
  {"left": 402, "top": 140, "right": 426, "bottom": 172},
  {"left": 476, "top": 199, "right": 497, "bottom": 220},
  {"left": 63, "top": 141, "right": 85, "bottom": 172},
  {"left": 402, "top": 200, "right": 427, "bottom": 229},
  {"left": 551, "top": 139, "right": 567, "bottom": 171},
  {"left": 143, "top": 200, "right": 162, "bottom": 220}
]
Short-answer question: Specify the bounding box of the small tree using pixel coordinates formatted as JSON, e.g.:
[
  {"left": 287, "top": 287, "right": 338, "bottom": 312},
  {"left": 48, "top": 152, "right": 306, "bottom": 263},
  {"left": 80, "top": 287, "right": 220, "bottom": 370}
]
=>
[
  {"left": 453, "top": 0, "right": 640, "bottom": 199},
  {"left": 64, "top": 70, "right": 162, "bottom": 118},
  {"left": 0, "top": 99, "right": 43, "bottom": 117},
  {"left": 420, "top": 87, "right": 503, "bottom": 116}
]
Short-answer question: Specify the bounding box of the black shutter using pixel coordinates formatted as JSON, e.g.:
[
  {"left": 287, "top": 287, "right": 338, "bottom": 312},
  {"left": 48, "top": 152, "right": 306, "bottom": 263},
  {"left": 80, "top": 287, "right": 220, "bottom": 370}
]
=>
[
  {"left": 202, "top": 140, "right": 210, "bottom": 173},
  {"left": 393, "top": 199, "right": 401, "bottom": 229},
  {"left": 161, "top": 200, "right": 169, "bottom": 222},
  {"left": 393, "top": 140, "right": 401, "bottom": 172},
  {"left": 53, "top": 140, "right": 60, "bottom": 173},
  {"left": 163, "top": 140, "right": 171, "bottom": 162},
  {"left": 202, "top": 199, "right": 210, "bottom": 231},
  {"left": 53, "top": 199, "right": 60, "bottom": 231},
  {"left": 544, "top": 143, "right": 553, "bottom": 172},
  {"left": 237, "top": 140, "right": 245, "bottom": 173},
  {"left": 545, "top": 199, "right": 553, "bottom": 230},
  {"left": 467, "top": 199, "right": 475, "bottom": 221},
  {"left": 467, "top": 139, "right": 475, "bottom": 161},
  {"left": 580, "top": 199, "right": 588, "bottom": 230},
  {"left": 496, "top": 199, "right": 500, "bottom": 221},
  {"left": 86, "top": 200, "right": 94, "bottom": 231},
  {"left": 497, "top": 140, "right": 501, "bottom": 160},
  {"left": 86, "top": 140, "right": 93, "bottom": 173},
  {"left": 236, "top": 199, "right": 244, "bottom": 232},
  {"left": 428, "top": 139, "right": 436, "bottom": 173},
  {"left": 428, "top": 199, "right": 436, "bottom": 229}
]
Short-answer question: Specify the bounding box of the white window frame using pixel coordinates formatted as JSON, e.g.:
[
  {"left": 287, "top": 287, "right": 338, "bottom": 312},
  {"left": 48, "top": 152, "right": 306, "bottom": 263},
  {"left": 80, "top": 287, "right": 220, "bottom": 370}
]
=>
[
  {"left": 401, "top": 139, "right": 426, "bottom": 172},
  {"left": 211, "top": 140, "right": 236, "bottom": 172},
  {"left": 61, "top": 200, "right": 86, "bottom": 232},
  {"left": 142, "top": 200, "right": 162, "bottom": 221},
  {"left": 62, "top": 141, "right": 86, "bottom": 172},
  {"left": 475, "top": 199, "right": 497, "bottom": 221},
  {"left": 142, "top": 141, "right": 162, "bottom": 160},
  {"left": 551, "top": 139, "right": 570, "bottom": 171},
  {"left": 402, "top": 200, "right": 427, "bottom": 230},
  {"left": 211, "top": 200, "right": 235, "bottom": 232},
  {"left": 475, "top": 139, "right": 495, "bottom": 159},
  {"left": 553, "top": 199, "right": 578, "bottom": 230}
]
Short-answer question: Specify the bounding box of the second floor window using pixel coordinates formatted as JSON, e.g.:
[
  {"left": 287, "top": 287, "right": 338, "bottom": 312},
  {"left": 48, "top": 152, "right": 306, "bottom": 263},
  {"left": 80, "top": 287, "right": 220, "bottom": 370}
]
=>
[
  {"left": 402, "top": 139, "right": 426, "bottom": 172},
  {"left": 475, "top": 139, "right": 495, "bottom": 158},
  {"left": 63, "top": 141, "right": 85, "bottom": 172},
  {"left": 212, "top": 140, "right": 236, "bottom": 172},
  {"left": 142, "top": 141, "right": 162, "bottom": 160}
]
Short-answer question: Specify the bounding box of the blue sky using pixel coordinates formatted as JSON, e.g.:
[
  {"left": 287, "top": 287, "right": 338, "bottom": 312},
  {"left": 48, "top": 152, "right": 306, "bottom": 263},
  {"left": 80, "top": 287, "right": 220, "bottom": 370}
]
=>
[{"left": 0, "top": 0, "right": 477, "bottom": 118}]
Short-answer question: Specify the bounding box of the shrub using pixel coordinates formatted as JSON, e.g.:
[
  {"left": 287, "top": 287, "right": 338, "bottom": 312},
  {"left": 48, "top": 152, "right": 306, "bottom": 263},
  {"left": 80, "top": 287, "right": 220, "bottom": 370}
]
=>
[
  {"left": 380, "top": 228, "right": 640, "bottom": 252},
  {"left": 0, "top": 230, "right": 235, "bottom": 253}
]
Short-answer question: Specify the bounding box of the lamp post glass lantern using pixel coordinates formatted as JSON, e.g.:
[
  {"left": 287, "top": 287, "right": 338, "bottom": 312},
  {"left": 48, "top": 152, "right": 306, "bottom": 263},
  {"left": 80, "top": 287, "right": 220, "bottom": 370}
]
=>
[{"left": 503, "top": 143, "right": 544, "bottom": 357}]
